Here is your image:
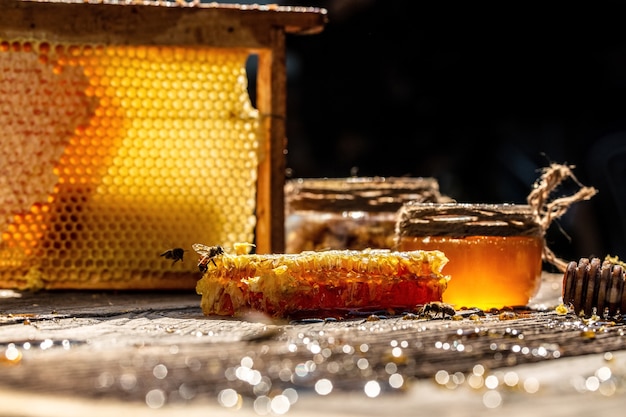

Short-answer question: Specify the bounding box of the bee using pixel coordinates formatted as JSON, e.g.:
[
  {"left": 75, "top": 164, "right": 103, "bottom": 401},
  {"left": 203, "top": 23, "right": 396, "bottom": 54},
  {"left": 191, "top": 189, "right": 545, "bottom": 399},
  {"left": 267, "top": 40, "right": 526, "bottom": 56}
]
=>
[
  {"left": 160, "top": 247, "right": 186, "bottom": 265},
  {"left": 418, "top": 301, "right": 456, "bottom": 319},
  {"left": 192, "top": 243, "right": 225, "bottom": 273}
]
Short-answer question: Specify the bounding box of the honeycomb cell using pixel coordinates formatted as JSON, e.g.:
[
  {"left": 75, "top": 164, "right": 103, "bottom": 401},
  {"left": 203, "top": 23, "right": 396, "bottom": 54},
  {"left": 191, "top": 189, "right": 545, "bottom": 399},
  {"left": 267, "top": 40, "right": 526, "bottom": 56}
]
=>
[{"left": 0, "top": 40, "right": 260, "bottom": 288}]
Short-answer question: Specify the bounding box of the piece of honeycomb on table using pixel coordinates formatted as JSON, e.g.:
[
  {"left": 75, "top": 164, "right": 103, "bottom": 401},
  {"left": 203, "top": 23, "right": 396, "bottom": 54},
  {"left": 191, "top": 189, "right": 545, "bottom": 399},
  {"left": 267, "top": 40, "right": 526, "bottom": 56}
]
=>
[{"left": 195, "top": 245, "right": 450, "bottom": 319}]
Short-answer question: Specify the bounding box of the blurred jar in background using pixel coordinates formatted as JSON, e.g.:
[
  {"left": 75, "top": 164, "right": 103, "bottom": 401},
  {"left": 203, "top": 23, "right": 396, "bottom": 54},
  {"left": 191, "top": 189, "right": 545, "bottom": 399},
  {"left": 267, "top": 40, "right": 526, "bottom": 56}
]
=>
[{"left": 285, "top": 177, "right": 452, "bottom": 253}]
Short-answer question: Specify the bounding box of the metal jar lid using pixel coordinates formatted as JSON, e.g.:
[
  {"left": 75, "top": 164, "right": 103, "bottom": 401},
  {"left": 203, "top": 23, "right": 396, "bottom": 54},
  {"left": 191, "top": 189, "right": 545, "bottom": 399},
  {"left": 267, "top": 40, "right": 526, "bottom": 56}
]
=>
[
  {"left": 395, "top": 202, "right": 543, "bottom": 238},
  {"left": 285, "top": 177, "right": 451, "bottom": 214}
]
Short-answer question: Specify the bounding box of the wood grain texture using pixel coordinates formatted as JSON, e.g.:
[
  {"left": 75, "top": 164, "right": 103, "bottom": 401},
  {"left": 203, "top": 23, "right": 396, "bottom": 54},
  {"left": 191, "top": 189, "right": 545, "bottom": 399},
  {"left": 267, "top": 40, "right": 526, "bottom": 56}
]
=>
[
  {"left": 1, "top": 273, "right": 626, "bottom": 415},
  {"left": 0, "top": 0, "right": 327, "bottom": 47}
]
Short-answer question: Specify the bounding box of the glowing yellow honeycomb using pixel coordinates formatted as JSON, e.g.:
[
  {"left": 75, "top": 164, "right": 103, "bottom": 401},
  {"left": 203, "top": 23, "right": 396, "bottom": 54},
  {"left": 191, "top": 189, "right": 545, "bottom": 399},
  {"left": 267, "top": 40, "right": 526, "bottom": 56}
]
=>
[{"left": 0, "top": 39, "right": 260, "bottom": 289}]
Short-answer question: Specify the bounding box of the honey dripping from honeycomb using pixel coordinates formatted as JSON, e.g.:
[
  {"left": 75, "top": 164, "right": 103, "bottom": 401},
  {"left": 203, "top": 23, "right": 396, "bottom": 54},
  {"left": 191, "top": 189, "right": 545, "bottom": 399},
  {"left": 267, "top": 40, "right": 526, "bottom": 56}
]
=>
[
  {"left": 0, "top": 40, "right": 260, "bottom": 289},
  {"left": 194, "top": 245, "right": 450, "bottom": 319}
]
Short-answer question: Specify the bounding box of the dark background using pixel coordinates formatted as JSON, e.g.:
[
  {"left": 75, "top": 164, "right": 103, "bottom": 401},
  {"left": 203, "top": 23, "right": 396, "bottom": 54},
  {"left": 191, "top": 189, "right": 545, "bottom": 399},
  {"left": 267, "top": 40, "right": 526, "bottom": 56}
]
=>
[{"left": 261, "top": 1, "right": 626, "bottom": 263}]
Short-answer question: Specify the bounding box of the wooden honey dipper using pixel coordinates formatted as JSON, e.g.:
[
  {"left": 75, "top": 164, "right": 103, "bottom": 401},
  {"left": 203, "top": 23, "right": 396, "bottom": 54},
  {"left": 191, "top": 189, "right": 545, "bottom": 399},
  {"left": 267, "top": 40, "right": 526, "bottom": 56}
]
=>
[{"left": 562, "top": 257, "right": 626, "bottom": 317}]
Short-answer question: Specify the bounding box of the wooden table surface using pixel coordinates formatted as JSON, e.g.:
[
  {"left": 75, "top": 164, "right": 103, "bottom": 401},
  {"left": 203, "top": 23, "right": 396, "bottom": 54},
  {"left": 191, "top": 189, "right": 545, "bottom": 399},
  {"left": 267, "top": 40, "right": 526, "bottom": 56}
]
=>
[{"left": 1, "top": 273, "right": 625, "bottom": 416}]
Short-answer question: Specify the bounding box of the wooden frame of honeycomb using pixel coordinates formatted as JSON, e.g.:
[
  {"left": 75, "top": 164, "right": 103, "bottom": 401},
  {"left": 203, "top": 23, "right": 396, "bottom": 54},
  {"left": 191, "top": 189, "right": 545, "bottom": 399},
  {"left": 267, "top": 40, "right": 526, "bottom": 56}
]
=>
[{"left": 0, "top": 0, "right": 326, "bottom": 289}]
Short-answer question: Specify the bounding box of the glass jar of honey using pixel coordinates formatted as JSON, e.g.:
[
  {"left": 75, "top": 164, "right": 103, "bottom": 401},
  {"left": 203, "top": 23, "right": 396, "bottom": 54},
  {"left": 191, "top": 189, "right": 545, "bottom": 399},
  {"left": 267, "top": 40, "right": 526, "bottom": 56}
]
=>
[
  {"left": 285, "top": 177, "right": 451, "bottom": 253},
  {"left": 395, "top": 203, "right": 543, "bottom": 309}
]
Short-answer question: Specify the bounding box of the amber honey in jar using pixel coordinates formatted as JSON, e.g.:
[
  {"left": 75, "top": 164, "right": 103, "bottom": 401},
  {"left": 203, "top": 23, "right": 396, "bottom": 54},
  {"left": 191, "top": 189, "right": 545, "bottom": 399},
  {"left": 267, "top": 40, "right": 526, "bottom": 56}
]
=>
[
  {"left": 285, "top": 177, "right": 451, "bottom": 253},
  {"left": 395, "top": 203, "right": 543, "bottom": 309}
]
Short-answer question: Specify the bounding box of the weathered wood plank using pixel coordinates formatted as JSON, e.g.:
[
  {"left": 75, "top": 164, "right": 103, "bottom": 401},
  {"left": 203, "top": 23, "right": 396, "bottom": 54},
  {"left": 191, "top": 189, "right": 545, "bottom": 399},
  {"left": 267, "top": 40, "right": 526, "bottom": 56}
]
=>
[
  {"left": 0, "top": 0, "right": 327, "bottom": 47},
  {"left": 1, "top": 273, "right": 625, "bottom": 415},
  {"left": 2, "top": 351, "right": 626, "bottom": 417}
]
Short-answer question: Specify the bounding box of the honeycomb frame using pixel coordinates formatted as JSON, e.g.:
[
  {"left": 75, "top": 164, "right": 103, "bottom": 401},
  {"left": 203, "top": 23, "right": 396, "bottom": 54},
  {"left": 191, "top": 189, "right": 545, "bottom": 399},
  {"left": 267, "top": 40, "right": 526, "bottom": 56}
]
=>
[{"left": 0, "top": 0, "right": 326, "bottom": 289}]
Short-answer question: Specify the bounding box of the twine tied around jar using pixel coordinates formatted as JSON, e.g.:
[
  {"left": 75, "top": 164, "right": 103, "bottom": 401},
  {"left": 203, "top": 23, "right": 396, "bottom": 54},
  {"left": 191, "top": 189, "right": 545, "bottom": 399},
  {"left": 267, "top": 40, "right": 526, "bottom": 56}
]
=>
[{"left": 526, "top": 163, "right": 598, "bottom": 273}]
